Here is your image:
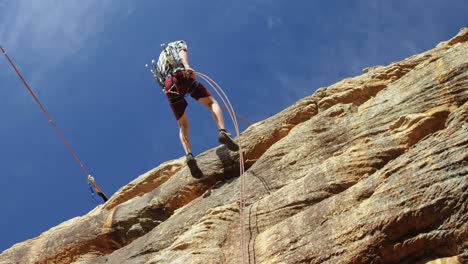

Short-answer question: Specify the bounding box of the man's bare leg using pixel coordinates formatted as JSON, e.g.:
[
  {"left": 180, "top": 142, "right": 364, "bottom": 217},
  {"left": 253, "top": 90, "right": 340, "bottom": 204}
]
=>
[
  {"left": 198, "top": 96, "right": 225, "bottom": 129},
  {"left": 198, "top": 96, "right": 239, "bottom": 151},
  {"left": 177, "top": 112, "right": 192, "bottom": 154}
]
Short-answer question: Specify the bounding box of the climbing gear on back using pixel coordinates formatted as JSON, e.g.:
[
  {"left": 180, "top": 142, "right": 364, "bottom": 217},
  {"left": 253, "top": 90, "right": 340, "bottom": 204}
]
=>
[
  {"left": 145, "top": 59, "right": 165, "bottom": 88},
  {"left": 1, "top": 45, "right": 109, "bottom": 203},
  {"left": 160, "top": 43, "right": 178, "bottom": 69},
  {"left": 146, "top": 40, "right": 188, "bottom": 90}
]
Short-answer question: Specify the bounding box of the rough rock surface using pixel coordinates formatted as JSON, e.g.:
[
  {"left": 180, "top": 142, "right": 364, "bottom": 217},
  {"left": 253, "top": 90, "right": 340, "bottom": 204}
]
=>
[{"left": 1, "top": 28, "right": 467, "bottom": 264}]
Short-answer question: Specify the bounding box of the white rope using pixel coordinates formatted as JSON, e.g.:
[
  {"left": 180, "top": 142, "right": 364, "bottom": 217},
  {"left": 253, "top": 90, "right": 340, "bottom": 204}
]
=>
[{"left": 196, "top": 72, "right": 247, "bottom": 264}]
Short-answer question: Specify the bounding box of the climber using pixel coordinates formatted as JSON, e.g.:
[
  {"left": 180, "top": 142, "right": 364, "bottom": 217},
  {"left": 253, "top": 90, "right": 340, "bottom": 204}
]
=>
[{"left": 152, "top": 40, "right": 239, "bottom": 168}]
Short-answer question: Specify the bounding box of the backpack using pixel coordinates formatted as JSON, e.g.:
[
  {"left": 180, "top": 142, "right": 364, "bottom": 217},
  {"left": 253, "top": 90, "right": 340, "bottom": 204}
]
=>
[{"left": 147, "top": 40, "right": 188, "bottom": 88}]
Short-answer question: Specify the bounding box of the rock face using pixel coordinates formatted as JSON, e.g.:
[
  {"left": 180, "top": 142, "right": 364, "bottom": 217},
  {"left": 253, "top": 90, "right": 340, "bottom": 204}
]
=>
[{"left": 1, "top": 28, "right": 467, "bottom": 264}]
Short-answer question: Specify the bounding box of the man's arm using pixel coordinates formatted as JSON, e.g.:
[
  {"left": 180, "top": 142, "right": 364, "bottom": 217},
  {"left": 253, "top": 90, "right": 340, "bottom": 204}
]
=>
[
  {"left": 179, "top": 49, "right": 195, "bottom": 78},
  {"left": 179, "top": 49, "right": 190, "bottom": 69}
]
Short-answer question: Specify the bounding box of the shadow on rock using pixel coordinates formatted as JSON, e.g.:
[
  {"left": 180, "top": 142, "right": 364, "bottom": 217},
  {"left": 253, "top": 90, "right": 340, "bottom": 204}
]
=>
[{"left": 215, "top": 146, "right": 234, "bottom": 168}]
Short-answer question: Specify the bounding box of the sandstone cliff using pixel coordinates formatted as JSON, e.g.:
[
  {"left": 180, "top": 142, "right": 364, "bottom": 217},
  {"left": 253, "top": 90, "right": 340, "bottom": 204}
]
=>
[{"left": 1, "top": 28, "right": 467, "bottom": 264}]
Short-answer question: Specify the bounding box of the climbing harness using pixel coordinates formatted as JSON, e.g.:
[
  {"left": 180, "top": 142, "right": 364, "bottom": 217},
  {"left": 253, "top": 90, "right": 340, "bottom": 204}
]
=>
[
  {"left": 168, "top": 79, "right": 202, "bottom": 104},
  {"left": 0, "top": 45, "right": 109, "bottom": 203},
  {"left": 145, "top": 62, "right": 252, "bottom": 125}
]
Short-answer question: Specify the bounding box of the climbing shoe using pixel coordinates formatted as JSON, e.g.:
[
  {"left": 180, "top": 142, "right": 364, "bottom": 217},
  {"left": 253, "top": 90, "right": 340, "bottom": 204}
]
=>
[
  {"left": 186, "top": 153, "right": 196, "bottom": 167},
  {"left": 218, "top": 129, "right": 239, "bottom": 151},
  {"left": 185, "top": 153, "right": 203, "bottom": 178}
]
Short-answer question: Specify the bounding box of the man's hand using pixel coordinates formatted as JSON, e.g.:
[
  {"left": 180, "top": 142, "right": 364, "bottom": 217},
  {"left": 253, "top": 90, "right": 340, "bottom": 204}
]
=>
[
  {"left": 184, "top": 66, "right": 196, "bottom": 79},
  {"left": 179, "top": 49, "right": 196, "bottom": 79}
]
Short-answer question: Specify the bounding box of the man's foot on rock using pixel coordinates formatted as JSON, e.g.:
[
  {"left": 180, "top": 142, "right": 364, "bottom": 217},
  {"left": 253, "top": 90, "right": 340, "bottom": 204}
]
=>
[
  {"left": 218, "top": 129, "right": 239, "bottom": 151},
  {"left": 186, "top": 153, "right": 203, "bottom": 178},
  {"left": 186, "top": 153, "right": 196, "bottom": 167}
]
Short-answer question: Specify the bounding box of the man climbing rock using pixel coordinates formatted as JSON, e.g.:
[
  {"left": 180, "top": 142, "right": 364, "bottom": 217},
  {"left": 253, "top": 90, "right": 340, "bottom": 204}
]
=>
[{"left": 153, "top": 40, "right": 239, "bottom": 168}]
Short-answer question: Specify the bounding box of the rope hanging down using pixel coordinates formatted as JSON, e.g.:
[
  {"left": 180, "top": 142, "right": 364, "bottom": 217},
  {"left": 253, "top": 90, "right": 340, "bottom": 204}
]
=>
[
  {"left": 196, "top": 72, "right": 248, "bottom": 264},
  {"left": 0, "top": 45, "right": 108, "bottom": 203}
]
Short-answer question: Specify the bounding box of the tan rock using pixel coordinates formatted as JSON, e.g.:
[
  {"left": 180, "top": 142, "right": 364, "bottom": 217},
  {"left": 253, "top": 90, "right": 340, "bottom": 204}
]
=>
[
  {"left": 426, "top": 256, "right": 462, "bottom": 264},
  {"left": 1, "top": 28, "right": 467, "bottom": 264}
]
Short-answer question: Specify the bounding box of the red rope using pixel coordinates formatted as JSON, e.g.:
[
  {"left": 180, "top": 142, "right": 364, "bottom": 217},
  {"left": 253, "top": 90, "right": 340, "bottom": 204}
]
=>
[{"left": 1, "top": 45, "right": 108, "bottom": 201}]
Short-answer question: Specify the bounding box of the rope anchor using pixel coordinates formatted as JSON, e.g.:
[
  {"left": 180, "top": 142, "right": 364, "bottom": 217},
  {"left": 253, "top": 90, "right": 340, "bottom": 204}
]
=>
[{"left": 0, "top": 45, "right": 108, "bottom": 203}]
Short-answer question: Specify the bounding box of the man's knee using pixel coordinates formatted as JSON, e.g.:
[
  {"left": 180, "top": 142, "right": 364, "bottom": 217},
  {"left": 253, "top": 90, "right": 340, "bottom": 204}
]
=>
[
  {"left": 199, "top": 96, "right": 217, "bottom": 108},
  {"left": 177, "top": 113, "right": 189, "bottom": 128}
]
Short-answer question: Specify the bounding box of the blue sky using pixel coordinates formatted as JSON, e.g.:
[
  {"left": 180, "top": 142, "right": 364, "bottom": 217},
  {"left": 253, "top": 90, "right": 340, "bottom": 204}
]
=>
[{"left": 0, "top": 0, "right": 467, "bottom": 252}]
